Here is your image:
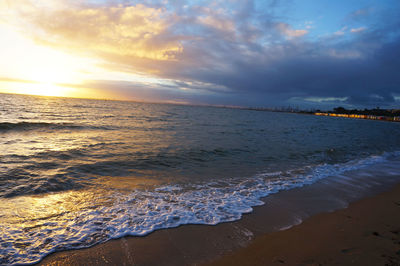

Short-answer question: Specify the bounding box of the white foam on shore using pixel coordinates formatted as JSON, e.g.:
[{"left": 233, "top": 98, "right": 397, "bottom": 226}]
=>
[{"left": 1, "top": 151, "right": 400, "bottom": 265}]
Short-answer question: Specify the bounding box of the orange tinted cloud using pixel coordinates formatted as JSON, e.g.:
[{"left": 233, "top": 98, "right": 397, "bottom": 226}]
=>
[
  {"left": 2, "top": 0, "right": 183, "bottom": 67},
  {"left": 276, "top": 23, "right": 308, "bottom": 38},
  {"left": 27, "top": 3, "right": 182, "bottom": 61}
]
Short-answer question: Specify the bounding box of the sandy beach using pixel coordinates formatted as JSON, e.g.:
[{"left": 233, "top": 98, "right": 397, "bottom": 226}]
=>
[
  {"left": 211, "top": 183, "right": 400, "bottom": 266},
  {"left": 37, "top": 178, "right": 400, "bottom": 266}
]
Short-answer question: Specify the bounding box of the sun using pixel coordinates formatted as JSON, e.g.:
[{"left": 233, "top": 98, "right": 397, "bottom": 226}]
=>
[
  {"left": 18, "top": 63, "right": 79, "bottom": 97},
  {"left": 0, "top": 22, "right": 126, "bottom": 100},
  {"left": 0, "top": 23, "right": 88, "bottom": 98},
  {"left": 19, "top": 83, "right": 74, "bottom": 97},
  {"left": 0, "top": 80, "right": 76, "bottom": 97}
]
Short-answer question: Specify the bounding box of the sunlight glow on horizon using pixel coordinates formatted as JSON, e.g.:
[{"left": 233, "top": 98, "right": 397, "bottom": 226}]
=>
[
  {"left": 0, "top": 22, "right": 108, "bottom": 98},
  {"left": 0, "top": 1, "right": 191, "bottom": 101},
  {"left": 0, "top": 80, "right": 122, "bottom": 100},
  {"left": 0, "top": 81, "right": 75, "bottom": 98},
  {"left": 0, "top": 19, "right": 178, "bottom": 100}
]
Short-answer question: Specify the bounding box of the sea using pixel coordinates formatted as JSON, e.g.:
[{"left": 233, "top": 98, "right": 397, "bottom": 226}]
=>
[{"left": 1, "top": 93, "right": 400, "bottom": 265}]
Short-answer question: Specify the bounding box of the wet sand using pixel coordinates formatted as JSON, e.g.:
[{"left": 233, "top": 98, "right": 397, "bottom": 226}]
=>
[
  {"left": 38, "top": 175, "right": 400, "bottom": 266},
  {"left": 211, "top": 183, "right": 400, "bottom": 266}
]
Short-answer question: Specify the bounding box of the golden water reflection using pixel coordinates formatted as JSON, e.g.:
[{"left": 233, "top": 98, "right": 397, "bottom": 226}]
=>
[{"left": 0, "top": 190, "right": 105, "bottom": 227}]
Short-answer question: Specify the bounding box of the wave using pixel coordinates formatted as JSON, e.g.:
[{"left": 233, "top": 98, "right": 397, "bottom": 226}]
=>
[
  {"left": 1, "top": 151, "right": 400, "bottom": 265},
  {"left": 0, "top": 169, "right": 89, "bottom": 198},
  {"left": 0, "top": 121, "right": 112, "bottom": 132},
  {"left": 0, "top": 148, "right": 230, "bottom": 199}
]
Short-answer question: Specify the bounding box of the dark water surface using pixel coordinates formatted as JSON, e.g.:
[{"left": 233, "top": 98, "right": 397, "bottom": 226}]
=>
[{"left": 1, "top": 93, "right": 400, "bottom": 264}]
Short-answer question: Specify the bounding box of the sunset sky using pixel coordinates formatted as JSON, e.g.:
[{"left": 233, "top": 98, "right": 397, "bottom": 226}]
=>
[{"left": 0, "top": 0, "right": 399, "bottom": 108}]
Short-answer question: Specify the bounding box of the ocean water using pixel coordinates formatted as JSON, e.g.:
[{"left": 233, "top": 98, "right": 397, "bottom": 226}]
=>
[{"left": 1, "top": 93, "right": 400, "bottom": 265}]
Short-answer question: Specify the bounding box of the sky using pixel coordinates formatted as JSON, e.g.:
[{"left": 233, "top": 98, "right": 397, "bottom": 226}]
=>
[{"left": 0, "top": 0, "right": 399, "bottom": 109}]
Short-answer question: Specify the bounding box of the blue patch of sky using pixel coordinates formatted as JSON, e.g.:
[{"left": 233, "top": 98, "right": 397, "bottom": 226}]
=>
[{"left": 254, "top": 0, "right": 398, "bottom": 40}]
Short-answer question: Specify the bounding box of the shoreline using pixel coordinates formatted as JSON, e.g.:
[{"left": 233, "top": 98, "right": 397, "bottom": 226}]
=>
[
  {"left": 37, "top": 168, "right": 400, "bottom": 266},
  {"left": 210, "top": 182, "right": 400, "bottom": 266}
]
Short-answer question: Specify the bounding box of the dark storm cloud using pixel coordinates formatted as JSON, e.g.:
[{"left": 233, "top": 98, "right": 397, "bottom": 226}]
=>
[
  {"left": 156, "top": 3, "right": 400, "bottom": 108},
  {"left": 154, "top": 31, "right": 400, "bottom": 107},
  {"left": 133, "top": 1, "right": 400, "bottom": 108}
]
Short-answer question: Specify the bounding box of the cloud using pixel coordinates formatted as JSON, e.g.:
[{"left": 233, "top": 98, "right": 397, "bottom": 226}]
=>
[
  {"left": 334, "top": 26, "right": 348, "bottom": 36},
  {"left": 0, "top": 77, "right": 39, "bottom": 84},
  {"left": 36, "top": 4, "right": 182, "bottom": 61},
  {"left": 348, "top": 8, "right": 371, "bottom": 20},
  {"left": 350, "top": 27, "right": 367, "bottom": 33},
  {"left": 275, "top": 22, "right": 308, "bottom": 38},
  {"left": 1, "top": 0, "right": 400, "bottom": 107}
]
